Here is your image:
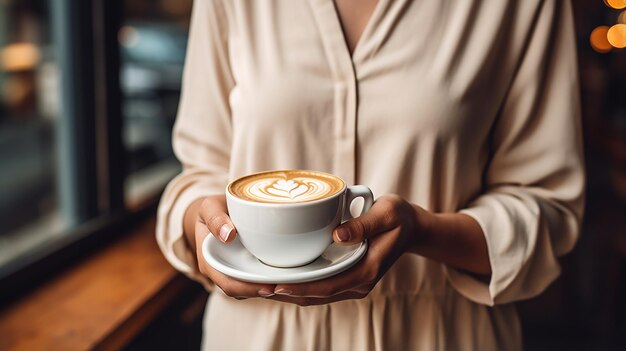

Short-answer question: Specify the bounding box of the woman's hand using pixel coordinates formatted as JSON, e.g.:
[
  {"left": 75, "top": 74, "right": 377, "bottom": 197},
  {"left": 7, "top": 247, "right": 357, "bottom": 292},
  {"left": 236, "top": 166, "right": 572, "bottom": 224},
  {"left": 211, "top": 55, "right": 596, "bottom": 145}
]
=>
[
  {"left": 183, "top": 195, "right": 277, "bottom": 299},
  {"left": 268, "top": 195, "right": 429, "bottom": 306},
  {"left": 184, "top": 194, "right": 490, "bottom": 305}
]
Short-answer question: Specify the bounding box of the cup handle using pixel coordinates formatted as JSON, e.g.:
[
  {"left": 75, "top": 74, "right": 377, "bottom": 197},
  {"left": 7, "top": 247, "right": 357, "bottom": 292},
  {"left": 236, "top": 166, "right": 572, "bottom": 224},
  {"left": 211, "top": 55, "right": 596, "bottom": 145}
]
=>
[{"left": 342, "top": 185, "right": 374, "bottom": 222}]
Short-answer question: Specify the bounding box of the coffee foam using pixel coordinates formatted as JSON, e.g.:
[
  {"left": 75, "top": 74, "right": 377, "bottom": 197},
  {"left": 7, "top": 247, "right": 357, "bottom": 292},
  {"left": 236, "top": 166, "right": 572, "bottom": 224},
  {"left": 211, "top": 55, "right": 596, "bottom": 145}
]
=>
[{"left": 229, "top": 170, "right": 344, "bottom": 204}]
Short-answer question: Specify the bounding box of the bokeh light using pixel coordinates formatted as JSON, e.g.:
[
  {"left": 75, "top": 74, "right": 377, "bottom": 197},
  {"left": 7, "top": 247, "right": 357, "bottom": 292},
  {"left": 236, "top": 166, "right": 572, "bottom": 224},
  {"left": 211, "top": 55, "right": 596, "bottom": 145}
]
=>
[
  {"left": 0, "top": 43, "right": 40, "bottom": 71},
  {"left": 590, "top": 26, "right": 612, "bottom": 53},
  {"left": 607, "top": 23, "right": 626, "bottom": 48},
  {"left": 605, "top": 0, "right": 626, "bottom": 9},
  {"left": 118, "top": 25, "right": 139, "bottom": 48},
  {"left": 619, "top": 10, "right": 626, "bottom": 24}
]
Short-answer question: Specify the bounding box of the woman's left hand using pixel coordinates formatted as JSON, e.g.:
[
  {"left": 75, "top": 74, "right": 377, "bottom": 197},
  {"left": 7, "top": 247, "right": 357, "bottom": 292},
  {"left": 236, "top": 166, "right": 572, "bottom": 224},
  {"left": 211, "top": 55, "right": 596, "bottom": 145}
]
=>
[{"left": 267, "top": 194, "right": 431, "bottom": 306}]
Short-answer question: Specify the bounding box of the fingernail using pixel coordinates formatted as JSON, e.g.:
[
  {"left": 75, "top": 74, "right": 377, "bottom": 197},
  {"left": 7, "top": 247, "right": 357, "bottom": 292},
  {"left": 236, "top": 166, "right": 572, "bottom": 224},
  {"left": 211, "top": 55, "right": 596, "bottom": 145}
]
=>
[
  {"left": 336, "top": 228, "right": 350, "bottom": 242},
  {"left": 258, "top": 289, "right": 274, "bottom": 297},
  {"left": 274, "top": 288, "right": 292, "bottom": 296},
  {"left": 219, "top": 224, "right": 235, "bottom": 242}
]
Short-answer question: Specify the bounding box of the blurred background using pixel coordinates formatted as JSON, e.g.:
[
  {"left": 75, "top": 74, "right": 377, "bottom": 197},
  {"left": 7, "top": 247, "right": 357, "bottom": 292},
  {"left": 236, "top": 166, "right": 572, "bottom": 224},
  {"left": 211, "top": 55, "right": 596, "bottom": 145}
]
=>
[{"left": 0, "top": 0, "right": 625, "bottom": 350}]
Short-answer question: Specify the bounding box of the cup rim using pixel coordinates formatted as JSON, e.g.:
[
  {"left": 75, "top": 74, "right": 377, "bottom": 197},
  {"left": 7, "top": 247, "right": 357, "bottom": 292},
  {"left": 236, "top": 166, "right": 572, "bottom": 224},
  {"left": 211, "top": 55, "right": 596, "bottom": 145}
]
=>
[{"left": 225, "top": 169, "right": 347, "bottom": 208}]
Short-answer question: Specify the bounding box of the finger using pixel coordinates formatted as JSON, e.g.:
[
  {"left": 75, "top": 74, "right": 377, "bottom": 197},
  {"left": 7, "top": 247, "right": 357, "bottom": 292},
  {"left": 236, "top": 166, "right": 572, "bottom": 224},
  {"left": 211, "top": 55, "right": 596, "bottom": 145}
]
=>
[
  {"left": 211, "top": 271, "right": 277, "bottom": 298},
  {"left": 194, "top": 221, "right": 212, "bottom": 253},
  {"left": 266, "top": 290, "right": 368, "bottom": 306},
  {"left": 333, "top": 196, "right": 400, "bottom": 244},
  {"left": 197, "top": 196, "right": 237, "bottom": 243},
  {"left": 195, "top": 220, "right": 209, "bottom": 242},
  {"left": 196, "top": 244, "right": 277, "bottom": 298},
  {"left": 272, "top": 224, "right": 401, "bottom": 299},
  {"left": 273, "top": 258, "right": 375, "bottom": 298}
]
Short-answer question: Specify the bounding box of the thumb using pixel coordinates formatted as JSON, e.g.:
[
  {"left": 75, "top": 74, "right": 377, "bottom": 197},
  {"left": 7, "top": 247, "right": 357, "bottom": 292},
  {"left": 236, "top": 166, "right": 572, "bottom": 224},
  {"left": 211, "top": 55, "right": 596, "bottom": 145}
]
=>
[
  {"left": 332, "top": 197, "right": 399, "bottom": 245},
  {"left": 198, "top": 197, "right": 237, "bottom": 243},
  {"left": 204, "top": 211, "right": 237, "bottom": 243}
]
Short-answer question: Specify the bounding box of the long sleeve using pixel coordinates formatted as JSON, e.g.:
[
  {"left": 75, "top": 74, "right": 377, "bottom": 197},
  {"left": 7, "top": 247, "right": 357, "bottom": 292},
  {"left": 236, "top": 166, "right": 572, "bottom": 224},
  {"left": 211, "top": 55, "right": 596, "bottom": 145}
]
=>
[
  {"left": 156, "top": 0, "right": 234, "bottom": 290},
  {"left": 446, "top": 1, "right": 585, "bottom": 306}
]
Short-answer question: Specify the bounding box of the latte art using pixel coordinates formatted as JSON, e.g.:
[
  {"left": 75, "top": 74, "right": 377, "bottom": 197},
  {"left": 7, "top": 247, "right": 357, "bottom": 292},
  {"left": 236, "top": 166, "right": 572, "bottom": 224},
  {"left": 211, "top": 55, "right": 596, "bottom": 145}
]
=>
[
  {"left": 250, "top": 178, "right": 332, "bottom": 202},
  {"left": 229, "top": 170, "right": 345, "bottom": 203}
]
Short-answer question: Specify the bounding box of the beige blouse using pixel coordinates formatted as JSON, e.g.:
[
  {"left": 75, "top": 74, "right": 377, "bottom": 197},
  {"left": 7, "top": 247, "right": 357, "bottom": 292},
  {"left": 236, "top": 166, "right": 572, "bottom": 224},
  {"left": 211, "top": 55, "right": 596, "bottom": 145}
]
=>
[{"left": 156, "top": 0, "right": 584, "bottom": 350}]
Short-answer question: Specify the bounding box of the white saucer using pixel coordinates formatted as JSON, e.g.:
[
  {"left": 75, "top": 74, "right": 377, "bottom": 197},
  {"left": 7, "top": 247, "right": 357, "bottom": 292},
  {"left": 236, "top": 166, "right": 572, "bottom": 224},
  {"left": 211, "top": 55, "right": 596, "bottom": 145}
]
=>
[{"left": 202, "top": 235, "right": 368, "bottom": 284}]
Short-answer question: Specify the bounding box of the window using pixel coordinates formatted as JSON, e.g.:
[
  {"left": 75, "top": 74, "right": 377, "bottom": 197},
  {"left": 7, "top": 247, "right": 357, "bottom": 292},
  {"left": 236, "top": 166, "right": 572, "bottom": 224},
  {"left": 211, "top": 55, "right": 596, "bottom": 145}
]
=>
[
  {"left": 0, "top": 0, "right": 192, "bottom": 290},
  {"left": 120, "top": 0, "right": 192, "bottom": 208},
  {"left": 0, "top": 0, "right": 69, "bottom": 272}
]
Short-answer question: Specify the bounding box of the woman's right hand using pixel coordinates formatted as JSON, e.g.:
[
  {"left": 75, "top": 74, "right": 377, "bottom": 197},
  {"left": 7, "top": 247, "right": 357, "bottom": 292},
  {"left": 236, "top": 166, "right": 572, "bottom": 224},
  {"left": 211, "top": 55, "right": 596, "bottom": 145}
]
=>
[{"left": 184, "top": 195, "right": 277, "bottom": 298}]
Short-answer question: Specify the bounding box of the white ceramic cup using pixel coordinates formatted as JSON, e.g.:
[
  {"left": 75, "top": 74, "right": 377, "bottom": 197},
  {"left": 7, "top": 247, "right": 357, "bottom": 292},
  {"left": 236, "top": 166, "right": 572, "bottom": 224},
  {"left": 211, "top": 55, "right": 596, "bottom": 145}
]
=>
[{"left": 225, "top": 172, "right": 374, "bottom": 267}]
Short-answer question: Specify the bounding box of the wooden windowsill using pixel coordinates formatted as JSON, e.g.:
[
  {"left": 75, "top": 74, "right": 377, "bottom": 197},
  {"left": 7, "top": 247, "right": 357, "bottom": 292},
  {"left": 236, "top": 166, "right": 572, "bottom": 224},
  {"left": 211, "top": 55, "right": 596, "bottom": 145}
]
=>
[{"left": 0, "top": 217, "right": 194, "bottom": 350}]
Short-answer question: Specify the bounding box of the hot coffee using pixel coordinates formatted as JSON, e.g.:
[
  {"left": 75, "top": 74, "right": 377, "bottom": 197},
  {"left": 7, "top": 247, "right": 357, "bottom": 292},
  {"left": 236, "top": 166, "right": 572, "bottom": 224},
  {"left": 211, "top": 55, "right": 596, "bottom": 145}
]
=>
[
  {"left": 226, "top": 169, "right": 373, "bottom": 267},
  {"left": 228, "top": 170, "right": 345, "bottom": 204}
]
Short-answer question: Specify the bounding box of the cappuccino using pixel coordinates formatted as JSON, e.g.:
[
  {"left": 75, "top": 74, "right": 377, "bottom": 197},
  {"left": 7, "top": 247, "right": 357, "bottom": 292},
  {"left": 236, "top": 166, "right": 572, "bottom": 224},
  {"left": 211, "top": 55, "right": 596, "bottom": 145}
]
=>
[
  {"left": 226, "top": 169, "right": 373, "bottom": 267},
  {"left": 228, "top": 170, "right": 345, "bottom": 204}
]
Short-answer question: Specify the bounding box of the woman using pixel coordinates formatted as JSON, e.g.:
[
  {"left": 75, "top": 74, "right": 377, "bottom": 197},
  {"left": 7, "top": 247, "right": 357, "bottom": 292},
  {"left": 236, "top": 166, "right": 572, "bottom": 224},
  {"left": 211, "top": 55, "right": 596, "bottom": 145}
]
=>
[{"left": 157, "top": 0, "right": 584, "bottom": 350}]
